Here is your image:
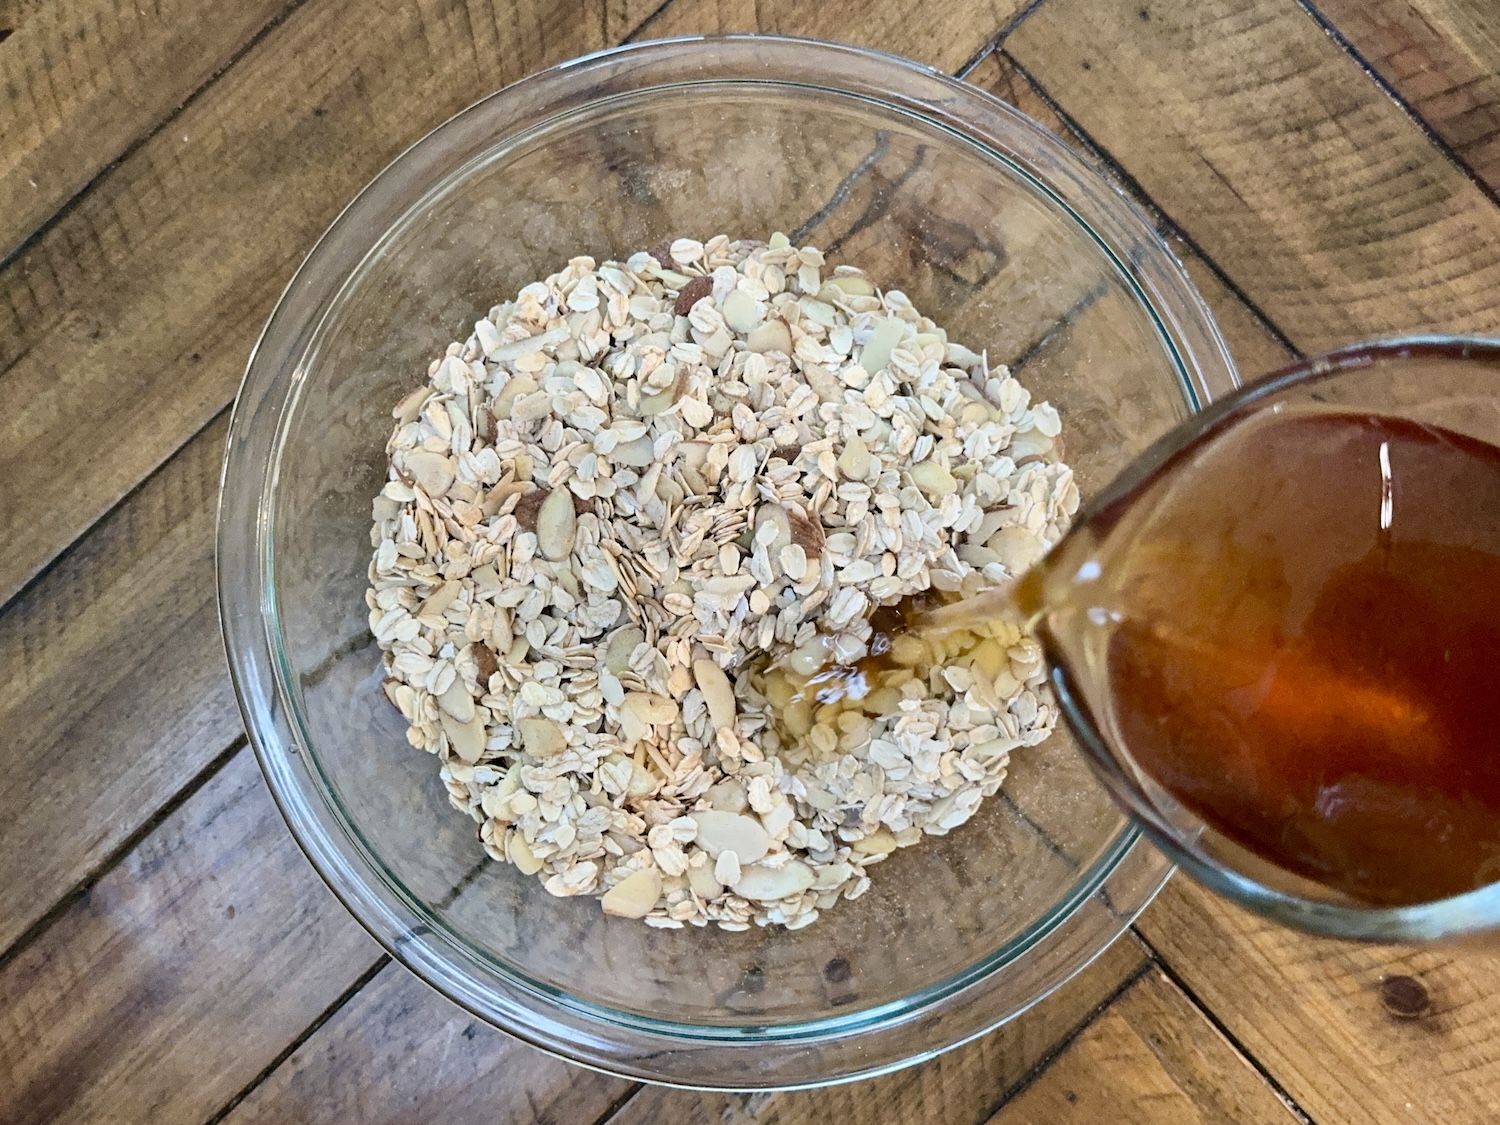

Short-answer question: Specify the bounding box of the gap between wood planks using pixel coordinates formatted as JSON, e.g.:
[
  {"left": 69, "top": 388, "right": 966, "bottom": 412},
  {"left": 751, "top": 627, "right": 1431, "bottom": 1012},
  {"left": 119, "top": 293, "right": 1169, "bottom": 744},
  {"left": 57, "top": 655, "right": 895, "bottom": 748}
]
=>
[
  {"left": 1129, "top": 928, "right": 1316, "bottom": 1125},
  {"left": 0, "top": 0, "right": 311, "bottom": 277},
  {"left": 0, "top": 733, "right": 245, "bottom": 976},
  {"left": 1296, "top": 0, "right": 1500, "bottom": 212},
  {"left": 199, "top": 956, "right": 396, "bottom": 1125},
  {"left": 991, "top": 49, "right": 1302, "bottom": 362}
]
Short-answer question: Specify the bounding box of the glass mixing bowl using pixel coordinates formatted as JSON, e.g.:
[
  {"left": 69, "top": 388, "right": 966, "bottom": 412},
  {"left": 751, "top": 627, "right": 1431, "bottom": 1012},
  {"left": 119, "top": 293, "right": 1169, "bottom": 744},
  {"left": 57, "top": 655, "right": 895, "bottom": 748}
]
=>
[{"left": 218, "top": 36, "right": 1238, "bottom": 1087}]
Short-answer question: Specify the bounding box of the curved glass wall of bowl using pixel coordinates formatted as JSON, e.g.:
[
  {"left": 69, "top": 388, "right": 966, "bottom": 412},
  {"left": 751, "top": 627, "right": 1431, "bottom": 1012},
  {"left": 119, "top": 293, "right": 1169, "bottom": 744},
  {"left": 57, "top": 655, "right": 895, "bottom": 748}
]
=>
[{"left": 218, "top": 37, "right": 1237, "bottom": 1087}]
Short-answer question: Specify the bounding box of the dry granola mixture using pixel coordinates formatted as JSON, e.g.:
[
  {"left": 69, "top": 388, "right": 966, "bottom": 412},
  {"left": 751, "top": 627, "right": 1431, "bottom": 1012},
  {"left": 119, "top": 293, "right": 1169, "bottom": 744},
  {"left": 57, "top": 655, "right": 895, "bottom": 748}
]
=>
[{"left": 367, "top": 233, "right": 1078, "bottom": 930}]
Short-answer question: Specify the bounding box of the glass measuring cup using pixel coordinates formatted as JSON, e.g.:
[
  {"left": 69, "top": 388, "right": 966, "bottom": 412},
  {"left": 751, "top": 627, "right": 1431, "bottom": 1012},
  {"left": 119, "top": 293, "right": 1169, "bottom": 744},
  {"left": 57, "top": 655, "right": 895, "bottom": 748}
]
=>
[{"left": 1028, "top": 336, "right": 1500, "bottom": 944}]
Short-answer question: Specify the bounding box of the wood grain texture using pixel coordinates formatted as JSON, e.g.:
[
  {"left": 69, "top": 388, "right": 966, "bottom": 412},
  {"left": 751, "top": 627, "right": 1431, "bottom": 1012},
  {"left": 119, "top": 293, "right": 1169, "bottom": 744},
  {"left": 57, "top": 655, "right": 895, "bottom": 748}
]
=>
[
  {"left": 640, "top": 0, "right": 1027, "bottom": 73},
  {"left": 1173, "top": 250, "right": 1298, "bottom": 378},
  {"left": 0, "top": 412, "right": 239, "bottom": 954},
  {"left": 1315, "top": 0, "right": 1500, "bottom": 194},
  {"left": 964, "top": 51, "right": 1297, "bottom": 382},
  {"left": 0, "top": 0, "right": 640, "bottom": 613},
  {"left": 0, "top": 0, "right": 294, "bottom": 261},
  {"left": 604, "top": 937, "right": 1147, "bottom": 1125},
  {"left": 987, "top": 969, "right": 1302, "bottom": 1124},
  {"left": 1138, "top": 880, "right": 1500, "bottom": 1124},
  {"left": 1005, "top": 0, "right": 1500, "bottom": 353},
  {"left": 220, "top": 963, "right": 631, "bottom": 1125},
  {"left": 0, "top": 750, "right": 379, "bottom": 1125}
]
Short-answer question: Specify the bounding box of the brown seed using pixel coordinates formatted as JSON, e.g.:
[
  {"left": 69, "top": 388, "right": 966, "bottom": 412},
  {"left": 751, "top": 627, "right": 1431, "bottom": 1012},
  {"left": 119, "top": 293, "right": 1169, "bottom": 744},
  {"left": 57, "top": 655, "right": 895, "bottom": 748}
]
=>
[
  {"left": 787, "top": 507, "right": 826, "bottom": 558},
  {"left": 674, "top": 274, "right": 713, "bottom": 315},
  {"left": 650, "top": 237, "right": 675, "bottom": 267},
  {"left": 470, "top": 643, "right": 499, "bottom": 687},
  {"left": 512, "top": 486, "right": 548, "bottom": 532},
  {"left": 1379, "top": 975, "right": 1431, "bottom": 1020},
  {"left": 771, "top": 444, "right": 801, "bottom": 463}
]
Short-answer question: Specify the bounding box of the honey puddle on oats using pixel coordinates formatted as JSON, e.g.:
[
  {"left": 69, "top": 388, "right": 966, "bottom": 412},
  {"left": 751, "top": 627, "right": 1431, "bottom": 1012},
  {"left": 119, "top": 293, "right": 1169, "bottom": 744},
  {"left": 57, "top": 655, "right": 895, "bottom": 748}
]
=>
[{"left": 787, "top": 408, "right": 1500, "bottom": 909}]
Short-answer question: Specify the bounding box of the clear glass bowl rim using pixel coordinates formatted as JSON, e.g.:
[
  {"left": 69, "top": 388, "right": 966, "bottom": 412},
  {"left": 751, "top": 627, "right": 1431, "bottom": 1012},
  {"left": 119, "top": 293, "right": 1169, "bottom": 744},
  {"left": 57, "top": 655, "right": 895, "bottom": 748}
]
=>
[{"left": 216, "top": 34, "right": 1238, "bottom": 1087}]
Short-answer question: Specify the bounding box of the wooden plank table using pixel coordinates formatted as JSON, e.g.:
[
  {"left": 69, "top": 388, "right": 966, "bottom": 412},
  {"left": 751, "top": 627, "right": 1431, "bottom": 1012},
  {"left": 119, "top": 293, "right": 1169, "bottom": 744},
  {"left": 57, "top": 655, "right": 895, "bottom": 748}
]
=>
[{"left": 3, "top": 0, "right": 1498, "bottom": 1119}]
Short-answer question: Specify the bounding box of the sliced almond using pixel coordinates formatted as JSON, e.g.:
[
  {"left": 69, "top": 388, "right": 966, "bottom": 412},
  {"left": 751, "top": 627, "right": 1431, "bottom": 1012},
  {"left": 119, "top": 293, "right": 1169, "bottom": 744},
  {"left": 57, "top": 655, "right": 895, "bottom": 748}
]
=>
[
  {"left": 617, "top": 701, "right": 648, "bottom": 744},
  {"left": 440, "top": 711, "right": 487, "bottom": 764},
  {"left": 800, "top": 362, "right": 843, "bottom": 402},
  {"left": 958, "top": 543, "right": 1001, "bottom": 569},
  {"left": 637, "top": 390, "right": 675, "bottom": 416},
  {"left": 535, "top": 487, "right": 577, "bottom": 560},
  {"left": 733, "top": 860, "right": 815, "bottom": 901},
  {"left": 837, "top": 435, "right": 871, "bottom": 479},
  {"left": 602, "top": 866, "right": 663, "bottom": 919},
  {"left": 787, "top": 507, "right": 826, "bottom": 558},
  {"left": 707, "top": 779, "right": 748, "bottom": 813},
  {"left": 393, "top": 386, "right": 434, "bottom": 423},
  {"left": 438, "top": 680, "right": 476, "bottom": 723},
  {"left": 988, "top": 526, "right": 1043, "bottom": 573},
  {"left": 745, "top": 318, "right": 792, "bottom": 355},
  {"left": 798, "top": 297, "right": 838, "bottom": 327},
  {"left": 852, "top": 830, "right": 898, "bottom": 856},
  {"left": 627, "top": 759, "right": 657, "bottom": 798},
  {"left": 638, "top": 366, "right": 687, "bottom": 416},
  {"left": 487, "top": 325, "right": 569, "bottom": 363},
  {"left": 968, "top": 736, "right": 1020, "bottom": 764},
  {"left": 481, "top": 767, "right": 525, "bottom": 819},
  {"left": 860, "top": 316, "right": 906, "bottom": 374},
  {"left": 909, "top": 460, "right": 958, "bottom": 496},
  {"left": 958, "top": 401, "right": 992, "bottom": 426},
  {"left": 693, "top": 659, "right": 737, "bottom": 730},
  {"left": 673, "top": 274, "right": 713, "bottom": 316},
  {"left": 517, "top": 716, "right": 567, "bottom": 758},
  {"left": 687, "top": 863, "right": 725, "bottom": 901},
  {"left": 470, "top": 642, "right": 500, "bottom": 688},
  {"left": 1008, "top": 428, "right": 1055, "bottom": 460},
  {"left": 511, "top": 486, "right": 547, "bottom": 532},
  {"left": 603, "top": 625, "right": 645, "bottom": 674},
  {"left": 720, "top": 287, "right": 762, "bottom": 333},
  {"left": 625, "top": 692, "right": 679, "bottom": 726},
  {"left": 824, "top": 274, "right": 876, "bottom": 297},
  {"left": 690, "top": 811, "right": 770, "bottom": 864},
  {"left": 492, "top": 373, "right": 539, "bottom": 420},
  {"left": 506, "top": 832, "right": 544, "bottom": 875},
  {"left": 405, "top": 450, "right": 455, "bottom": 497},
  {"left": 611, "top": 435, "right": 657, "bottom": 467},
  {"left": 419, "top": 580, "right": 462, "bottom": 619}
]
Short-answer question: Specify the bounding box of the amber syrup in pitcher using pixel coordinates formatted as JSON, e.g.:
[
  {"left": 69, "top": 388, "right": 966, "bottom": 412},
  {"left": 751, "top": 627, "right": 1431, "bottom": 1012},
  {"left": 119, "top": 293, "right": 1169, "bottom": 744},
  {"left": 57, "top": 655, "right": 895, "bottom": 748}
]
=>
[{"left": 1018, "top": 407, "right": 1500, "bottom": 907}]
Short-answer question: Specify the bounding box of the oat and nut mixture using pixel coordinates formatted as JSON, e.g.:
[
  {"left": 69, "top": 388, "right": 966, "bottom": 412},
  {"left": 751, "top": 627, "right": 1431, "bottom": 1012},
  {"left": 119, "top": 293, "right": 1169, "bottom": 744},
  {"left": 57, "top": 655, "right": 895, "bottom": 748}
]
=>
[{"left": 367, "top": 233, "right": 1078, "bottom": 931}]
